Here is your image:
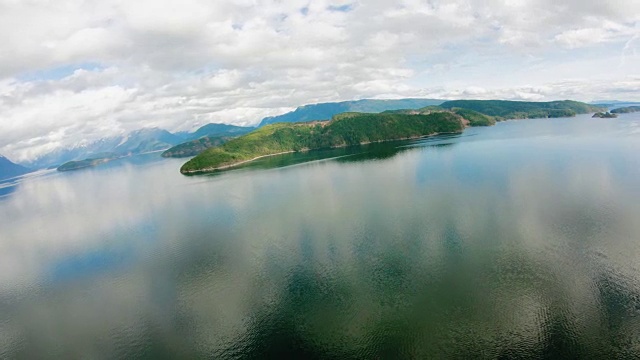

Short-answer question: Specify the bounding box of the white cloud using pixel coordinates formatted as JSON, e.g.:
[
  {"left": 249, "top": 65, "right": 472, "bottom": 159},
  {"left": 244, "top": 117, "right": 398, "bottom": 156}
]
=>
[{"left": 0, "top": 0, "right": 639, "bottom": 162}]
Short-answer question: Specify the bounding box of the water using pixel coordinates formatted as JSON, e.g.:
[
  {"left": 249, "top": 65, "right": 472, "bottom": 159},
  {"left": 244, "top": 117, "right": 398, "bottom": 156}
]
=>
[{"left": 1, "top": 114, "right": 640, "bottom": 358}]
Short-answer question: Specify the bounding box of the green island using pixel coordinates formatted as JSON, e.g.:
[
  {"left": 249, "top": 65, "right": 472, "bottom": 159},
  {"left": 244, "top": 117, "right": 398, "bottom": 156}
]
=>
[
  {"left": 57, "top": 155, "right": 120, "bottom": 172},
  {"left": 180, "top": 100, "right": 604, "bottom": 174},
  {"left": 180, "top": 112, "right": 464, "bottom": 174},
  {"left": 611, "top": 106, "right": 640, "bottom": 114},
  {"left": 592, "top": 112, "right": 618, "bottom": 118}
]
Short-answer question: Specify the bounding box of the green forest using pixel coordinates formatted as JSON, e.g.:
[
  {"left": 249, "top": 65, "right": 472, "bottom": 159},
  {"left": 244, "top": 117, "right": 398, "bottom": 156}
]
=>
[{"left": 181, "top": 112, "right": 464, "bottom": 173}]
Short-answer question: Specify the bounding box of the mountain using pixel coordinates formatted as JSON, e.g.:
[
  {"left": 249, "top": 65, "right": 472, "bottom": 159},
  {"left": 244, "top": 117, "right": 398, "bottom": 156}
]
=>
[
  {"left": 258, "top": 98, "right": 445, "bottom": 127},
  {"left": 439, "top": 100, "right": 603, "bottom": 119},
  {"left": 591, "top": 100, "right": 640, "bottom": 105},
  {"left": 0, "top": 155, "right": 32, "bottom": 180},
  {"left": 112, "top": 128, "right": 182, "bottom": 154},
  {"left": 24, "top": 128, "right": 183, "bottom": 169},
  {"left": 181, "top": 111, "right": 465, "bottom": 174},
  {"left": 162, "top": 123, "right": 255, "bottom": 158},
  {"left": 177, "top": 123, "right": 254, "bottom": 141},
  {"left": 162, "top": 136, "right": 236, "bottom": 158},
  {"left": 384, "top": 106, "right": 497, "bottom": 126}
]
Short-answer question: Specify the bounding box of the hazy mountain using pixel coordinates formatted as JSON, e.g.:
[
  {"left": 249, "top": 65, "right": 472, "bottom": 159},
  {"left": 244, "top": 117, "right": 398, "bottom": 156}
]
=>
[
  {"left": 177, "top": 123, "right": 254, "bottom": 141},
  {"left": 0, "top": 155, "right": 32, "bottom": 180},
  {"left": 258, "top": 98, "right": 445, "bottom": 127},
  {"left": 591, "top": 101, "right": 640, "bottom": 109},
  {"left": 112, "top": 128, "right": 182, "bottom": 154},
  {"left": 591, "top": 100, "right": 640, "bottom": 105},
  {"left": 24, "top": 128, "right": 183, "bottom": 169}
]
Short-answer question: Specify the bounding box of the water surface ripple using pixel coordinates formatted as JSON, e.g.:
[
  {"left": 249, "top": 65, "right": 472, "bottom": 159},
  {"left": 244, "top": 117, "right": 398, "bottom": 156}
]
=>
[{"left": 1, "top": 115, "right": 640, "bottom": 358}]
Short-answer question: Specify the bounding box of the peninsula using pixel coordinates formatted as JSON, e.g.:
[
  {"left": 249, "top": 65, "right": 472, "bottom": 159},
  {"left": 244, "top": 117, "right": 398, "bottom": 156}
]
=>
[{"left": 180, "top": 112, "right": 465, "bottom": 174}]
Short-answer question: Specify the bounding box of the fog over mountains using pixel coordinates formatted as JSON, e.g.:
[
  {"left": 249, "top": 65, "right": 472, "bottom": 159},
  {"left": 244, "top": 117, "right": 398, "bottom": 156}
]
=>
[{"left": 20, "top": 98, "right": 448, "bottom": 169}]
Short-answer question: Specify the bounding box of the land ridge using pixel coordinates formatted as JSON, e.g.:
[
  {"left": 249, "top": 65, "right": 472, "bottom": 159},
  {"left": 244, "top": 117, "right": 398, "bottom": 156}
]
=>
[
  {"left": 181, "top": 112, "right": 465, "bottom": 174},
  {"left": 180, "top": 99, "right": 605, "bottom": 174}
]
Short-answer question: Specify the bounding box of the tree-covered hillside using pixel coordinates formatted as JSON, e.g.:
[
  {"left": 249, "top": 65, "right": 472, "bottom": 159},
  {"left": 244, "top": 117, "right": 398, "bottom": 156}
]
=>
[
  {"left": 440, "top": 100, "right": 602, "bottom": 120},
  {"left": 182, "top": 112, "right": 464, "bottom": 173},
  {"left": 385, "top": 106, "right": 496, "bottom": 126},
  {"left": 611, "top": 106, "right": 640, "bottom": 114},
  {"left": 162, "top": 136, "right": 235, "bottom": 158},
  {"left": 177, "top": 123, "right": 253, "bottom": 141},
  {"left": 258, "top": 98, "right": 444, "bottom": 127}
]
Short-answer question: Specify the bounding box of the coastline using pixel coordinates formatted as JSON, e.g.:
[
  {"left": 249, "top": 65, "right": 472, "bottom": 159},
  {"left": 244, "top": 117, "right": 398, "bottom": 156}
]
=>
[{"left": 180, "top": 130, "right": 461, "bottom": 174}]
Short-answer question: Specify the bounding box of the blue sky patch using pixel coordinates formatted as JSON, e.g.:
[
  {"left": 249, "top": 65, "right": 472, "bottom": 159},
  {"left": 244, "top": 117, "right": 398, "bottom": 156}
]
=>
[
  {"left": 327, "top": 4, "right": 353, "bottom": 12},
  {"left": 17, "top": 62, "right": 104, "bottom": 82}
]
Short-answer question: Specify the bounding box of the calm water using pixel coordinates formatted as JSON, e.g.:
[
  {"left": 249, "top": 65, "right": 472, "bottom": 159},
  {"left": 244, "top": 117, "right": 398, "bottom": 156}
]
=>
[{"left": 2, "top": 114, "right": 640, "bottom": 358}]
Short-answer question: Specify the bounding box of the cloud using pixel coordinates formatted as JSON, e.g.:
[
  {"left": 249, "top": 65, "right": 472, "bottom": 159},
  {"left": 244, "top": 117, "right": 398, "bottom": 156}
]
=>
[{"left": 0, "top": 0, "right": 639, "bottom": 162}]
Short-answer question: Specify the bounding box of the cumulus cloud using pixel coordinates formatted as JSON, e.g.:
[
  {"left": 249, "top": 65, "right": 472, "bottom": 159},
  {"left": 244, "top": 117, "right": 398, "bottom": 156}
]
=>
[{"left": 0, "top": 0, "right": 639, "bottom": 162}]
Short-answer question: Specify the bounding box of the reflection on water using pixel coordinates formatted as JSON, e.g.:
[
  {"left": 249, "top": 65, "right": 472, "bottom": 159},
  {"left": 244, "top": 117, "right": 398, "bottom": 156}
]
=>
[{"left": 1, "top": 115, "right": 640, "bottom": 358}]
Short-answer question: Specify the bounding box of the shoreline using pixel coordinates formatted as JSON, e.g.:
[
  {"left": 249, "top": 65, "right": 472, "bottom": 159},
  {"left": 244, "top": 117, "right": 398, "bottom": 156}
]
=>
[{"left": 181, "top": 150, "right": 296, "bottom": 174}]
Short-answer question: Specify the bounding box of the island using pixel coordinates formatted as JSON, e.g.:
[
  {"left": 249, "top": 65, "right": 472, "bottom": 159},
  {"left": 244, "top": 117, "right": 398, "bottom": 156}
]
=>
[
  {"left": 180, "top": 112, "right": 465, "bottom": 174},
  {"left": 57, "top": 154, "right": 120, "bottom": 172},
  {"left": 611, "top": 106, "right": 640, "bottom": 114},
  {"left": 592, "top": 112, "right": 618, "bottom": 118}
]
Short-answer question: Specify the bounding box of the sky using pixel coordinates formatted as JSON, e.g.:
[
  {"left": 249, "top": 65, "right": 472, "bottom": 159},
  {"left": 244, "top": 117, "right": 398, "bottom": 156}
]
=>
[{"left": 0, "top": 0, "right": 639, "bottom": 162}]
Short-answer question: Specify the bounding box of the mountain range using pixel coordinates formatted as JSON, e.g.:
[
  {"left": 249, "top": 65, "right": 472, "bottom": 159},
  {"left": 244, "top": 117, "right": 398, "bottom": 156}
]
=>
[
  {"left": 24, "top": 128, "right": 184, "bottom": 169},
  {"left": 15, "top": 97, "right": 616, "bottom": 169},
  {"left": 258, "top": 99, "right": 444, "bottom": 127},
  {"left": 22, "top": 98, "right": 445, "bottom": 168},
  {"left": 25, "top": 124, "right": 255, "bottom": 169}
]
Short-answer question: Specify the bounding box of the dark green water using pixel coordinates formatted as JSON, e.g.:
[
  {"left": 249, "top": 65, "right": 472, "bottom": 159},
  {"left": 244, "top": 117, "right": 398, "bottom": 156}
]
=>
[{"left": 2, "top": 114, "right": 640, "bottom": 358}]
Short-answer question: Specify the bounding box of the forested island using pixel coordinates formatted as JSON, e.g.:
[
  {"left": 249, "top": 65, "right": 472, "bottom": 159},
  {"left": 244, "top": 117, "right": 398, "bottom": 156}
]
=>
[
  {"left": 592, "top": 112, "right": 618, "bottom": 118},
  {"left": 611, "top": 106, "right": 640, "bottom": 114},
  {"left": 57, "top": 155, "right": 120, "bottom": 172},
  {"left": 180, "top": 100, "right": 604, "bottom": 174},
  {"left": 181, "top": 112, "right": 464, "bottom": 173}
]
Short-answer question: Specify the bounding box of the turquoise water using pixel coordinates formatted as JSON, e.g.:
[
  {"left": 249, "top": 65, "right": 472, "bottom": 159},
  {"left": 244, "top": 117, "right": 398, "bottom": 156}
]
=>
[{"left": 1, "top": 114, "right": 640, "bottom": 358}]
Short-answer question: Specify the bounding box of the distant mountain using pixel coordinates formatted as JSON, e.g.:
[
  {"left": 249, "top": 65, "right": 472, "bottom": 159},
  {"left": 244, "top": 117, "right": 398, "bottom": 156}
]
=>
[
  {"left": 162, "top": 136, "right": 236, "bottom": 158},
  {"left": 611, "top": 106, "right": 640, "bottom": 114},
  {"left": 591, "top": 100, "right": 640, "bottom": 105},
  {"left": 162, "top": 123, "right": 255, "bottom": 158},
  {"left": 592, "top": 101, "right": 640, "bottom": 109},
  {"left": 439, "top": 100, "right": 603, "bottom": 119},
  {"left": 177, "top": 123, "right": 253, "bottom": 141},
  {"left": 0, "top": 155, "right": 32, "bottom": 180},
  {"left": 258, "top": 98, "right": 445, "bottom": 127},
  {"left": 112, "top": 128, "right": 182, "bottom": 154},
  {"left": 24, "top": 128, "right": 183, "bottom": 169}
]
